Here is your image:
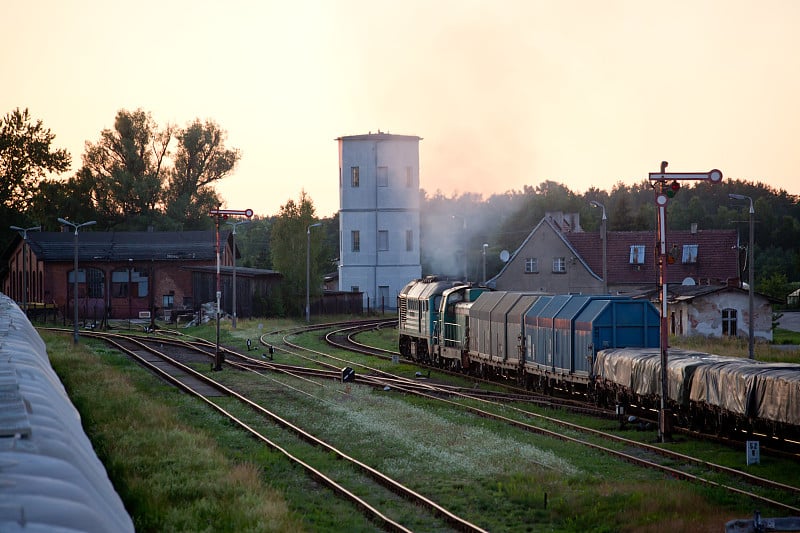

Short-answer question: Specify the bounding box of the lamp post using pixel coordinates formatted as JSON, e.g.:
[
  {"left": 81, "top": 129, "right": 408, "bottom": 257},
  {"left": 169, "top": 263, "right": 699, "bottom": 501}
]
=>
[
  {"left": 225, "top": 219, "right": 249, "bottom": 329},
  {"left": 57, "top": 218, "right": 97, "bottom": 344},
  {"left": 589, "top": 201, "right": 608, "bottom": 294},
  {"left": 482, "top": 243, "right": 488, "bottom": 285},
  {"left": 306, "top": 222, "right": 322, "bottom": 323},
  {"left": 10, "top": 225, "right": 41, "bottom": 314},
  {"left": 729, "top": 193, "right": 755, "bottom": 359}
]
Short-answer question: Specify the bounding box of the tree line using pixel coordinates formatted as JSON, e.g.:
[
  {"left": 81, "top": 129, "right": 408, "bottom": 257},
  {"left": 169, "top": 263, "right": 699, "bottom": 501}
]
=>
[{"left": 3, "top": 108, "right": 799, "bottom": 313}]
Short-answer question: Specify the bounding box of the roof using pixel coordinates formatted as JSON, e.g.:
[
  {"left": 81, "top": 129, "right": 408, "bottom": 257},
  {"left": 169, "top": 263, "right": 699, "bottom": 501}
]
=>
[
  {"left": 335, "top": 132, "right": 422, "bottom": 142},
  {"left": 565, "top": 228, "right": 739, "bottom": 286},
  {"left": 185, "top": 265, "right": 282, "bottom": 278},
  {"left": 24, "top": 231, "right": 229, "bottom": 262}
]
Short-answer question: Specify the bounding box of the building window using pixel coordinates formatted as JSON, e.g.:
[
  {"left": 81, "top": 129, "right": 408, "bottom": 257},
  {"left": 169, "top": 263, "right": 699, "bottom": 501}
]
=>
[
  {"left": 351, "top": 286, "right": 359, "bottom": 292},
  {"left": 163, "top": 293, "right": 174, "bottom": 309},
  {"left": 405, "top": 166, "right": 413, "bottom": 187},
  {"left": 378, "top": 230, "right": 389, "bottom": 251},
  {"left": 682, "top": 244, "right": 698, "bottom": 264},
  {"left": 111, "top": 268, "right": 149, "bottom": 298},
  {"left": 67, "top": 267, "right": 104, "bottom": 298},
  {"left": 406, "top": 230, "right": 413, "bottom": 251},
  {"left": 351, "top": 166, "right": 360, "bottom": 187},
  {"left": 377, "top": 166, "right": 388, "bottom": 187},
  {"left": 722, "top": 308, "right": 737, "bottom": 336},
  {"left": 630, "top": 245, "right": 645, "bottom": 264},
  {"left": 351, "top": 230, "right": 360, "bottom": 252},
  {"left": 525, "top": 258, "right": 538, "bottom": 273},
  {"left": 552, "top": 257, "right": 566, "bottom": 273}
]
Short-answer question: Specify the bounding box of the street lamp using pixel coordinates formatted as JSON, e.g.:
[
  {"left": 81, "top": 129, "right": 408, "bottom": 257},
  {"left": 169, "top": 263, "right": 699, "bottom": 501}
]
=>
[
  {"left": 482, "top": 243, "right": 488, "bottom": 284},
  {"left": 10, "top": 225, "right": 41, "bottom": 314},
  {"left": 306, "top": 222, "right": 322, "bottom": 323},
  {"left": 57, "top": 218, "right": 97, "bottom": 344},
  {"left": 729, "top": 193, "right": 755, "bottom": 359},
  {"left": 589, "top": 201, "right": 608, "bottom": 294},
  {"left": 225, "top": 219, "right": 249, "bottom": 329}
]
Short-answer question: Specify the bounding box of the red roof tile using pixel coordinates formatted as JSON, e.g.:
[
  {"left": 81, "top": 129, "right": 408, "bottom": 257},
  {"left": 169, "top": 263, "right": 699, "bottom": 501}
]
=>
[{"left": 566, "top": 229, "right": 740, "bottom": 286}]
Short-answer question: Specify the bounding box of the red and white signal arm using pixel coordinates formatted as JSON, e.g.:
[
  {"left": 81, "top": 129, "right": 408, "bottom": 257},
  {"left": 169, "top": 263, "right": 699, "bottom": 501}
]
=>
[{"left": 209, "top": 208, "right": 254, "bottom": 218}]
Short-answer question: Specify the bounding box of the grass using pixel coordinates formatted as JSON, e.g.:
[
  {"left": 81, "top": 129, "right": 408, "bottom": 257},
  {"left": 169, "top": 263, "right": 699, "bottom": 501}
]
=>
[{"left": 40, "top": 319, "right": 800, "bottom": 532}]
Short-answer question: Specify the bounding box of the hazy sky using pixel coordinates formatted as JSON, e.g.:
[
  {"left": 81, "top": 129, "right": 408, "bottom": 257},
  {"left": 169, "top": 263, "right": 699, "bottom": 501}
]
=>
[{"left": 4, "top": 0, "right": 799, "bottom": 218}]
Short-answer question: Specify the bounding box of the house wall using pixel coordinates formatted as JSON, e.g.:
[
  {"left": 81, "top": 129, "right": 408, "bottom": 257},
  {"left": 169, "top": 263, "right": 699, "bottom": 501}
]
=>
[
  {"left": 670, "top": 291, "right": 773, "bottom": 341},
  {"left": 4, "top": 241, "right": 46, "bottom": 304},
  {"left": 493, "top": 224, "right": 602, "bottom": 294}
]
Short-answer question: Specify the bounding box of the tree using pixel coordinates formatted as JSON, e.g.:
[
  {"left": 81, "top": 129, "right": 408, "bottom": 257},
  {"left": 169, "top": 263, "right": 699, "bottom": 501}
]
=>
[
  {"left": 164, "top": 119, "right": 240, "bottom": 230},
  {"left": 78, "top": 109, "right": 170, "bottom": 229},
  {"left": 270, "top": 191, "right": 322, "bottom": 316},
  {"left": 0, "top": 108, "right": 70, "bottom": 211}
]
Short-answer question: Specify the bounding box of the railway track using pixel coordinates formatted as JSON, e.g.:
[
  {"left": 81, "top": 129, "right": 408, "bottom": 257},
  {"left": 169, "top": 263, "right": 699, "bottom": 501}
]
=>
[
  {"left": 66, "top": 328, "right": 489, "bottom": 533},
  {"left": 44, "top": 322, "right": 800, "bottom": 522},
  {"left": 274, "top": 321, "right": 800, "bottom": 515}
]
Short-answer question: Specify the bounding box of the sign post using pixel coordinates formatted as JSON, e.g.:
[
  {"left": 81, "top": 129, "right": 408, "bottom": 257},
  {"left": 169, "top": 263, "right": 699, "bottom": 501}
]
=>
[
  {"left": 209, "top": 207, "right": 253, "bottom": 370},
  {"left": 648, "top": 162, "right": 722, "bottom": 442}
]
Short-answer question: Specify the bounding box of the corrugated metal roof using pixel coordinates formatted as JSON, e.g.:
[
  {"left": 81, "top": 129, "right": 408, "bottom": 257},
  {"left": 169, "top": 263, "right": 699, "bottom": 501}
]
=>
[{"left": 25, "top": 231, "right": 228, "bottom": 262}]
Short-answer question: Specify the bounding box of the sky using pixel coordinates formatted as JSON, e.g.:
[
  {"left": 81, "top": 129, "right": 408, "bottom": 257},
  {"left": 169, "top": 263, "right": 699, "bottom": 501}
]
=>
[{"left": 4, "top": 0, "right": 800, "bottom": 218}]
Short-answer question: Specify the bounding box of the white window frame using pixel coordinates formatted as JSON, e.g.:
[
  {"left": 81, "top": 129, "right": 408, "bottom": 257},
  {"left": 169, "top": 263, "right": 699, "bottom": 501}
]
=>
[
  {"left": 525, "top": 257, "right": 538, "bottom": 273},
  {"left": 552, "top": 257, "right": 566, "bottom": 273},
  {"left": 630, "top": 245, "right": 645, "bottom": 264},
  {"left": 682, "top": 244, "right": 698, "bottom": 264}
]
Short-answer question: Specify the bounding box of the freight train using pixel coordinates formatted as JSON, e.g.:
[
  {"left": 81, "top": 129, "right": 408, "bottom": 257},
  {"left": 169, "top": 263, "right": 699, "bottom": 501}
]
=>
[{"left": 397, "top": 277, "right": 800, "bottom": 441}]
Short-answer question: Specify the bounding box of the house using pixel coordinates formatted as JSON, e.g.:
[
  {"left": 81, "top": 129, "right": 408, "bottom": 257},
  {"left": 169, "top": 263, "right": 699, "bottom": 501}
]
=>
[
  {"left": 667, "top": 284, "right": 773, "bottom": 341},
  {"left": 488, "top": 212, "right": 772, "bottom": 340},
  {"left": 2, "top": 230, "right": 281, "bottom": 322}
]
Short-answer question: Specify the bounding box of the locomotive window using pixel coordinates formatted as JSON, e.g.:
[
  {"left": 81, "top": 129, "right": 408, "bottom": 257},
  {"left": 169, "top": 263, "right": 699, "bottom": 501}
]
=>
[
  {"left": 722, "top": 308, "right": 737, "bottom": 336},
  {"left": 525, "top": 258, "right": 538, "bottom": 273}
]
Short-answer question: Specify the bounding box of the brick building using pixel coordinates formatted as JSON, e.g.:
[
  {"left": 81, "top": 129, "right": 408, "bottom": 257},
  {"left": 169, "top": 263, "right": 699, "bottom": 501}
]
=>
[{"left": 2, "top": 230, "right": 280, "bottom": 322}]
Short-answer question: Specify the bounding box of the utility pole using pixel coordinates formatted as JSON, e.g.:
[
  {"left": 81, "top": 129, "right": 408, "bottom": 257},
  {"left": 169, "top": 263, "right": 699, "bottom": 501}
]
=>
[{"left": 589, "top": 201, "right": 607, "bottom": 294}]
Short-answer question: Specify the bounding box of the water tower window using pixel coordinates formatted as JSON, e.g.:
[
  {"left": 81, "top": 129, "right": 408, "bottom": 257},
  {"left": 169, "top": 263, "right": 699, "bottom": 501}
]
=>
[
  {"left": 377, "top": 166, "right": 388, "bottom": 187},
  {"left": 351, "top": 166, "right": 360, "bottom": 187}
]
